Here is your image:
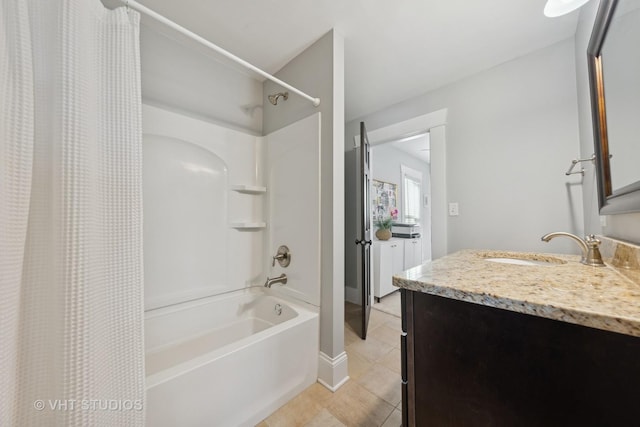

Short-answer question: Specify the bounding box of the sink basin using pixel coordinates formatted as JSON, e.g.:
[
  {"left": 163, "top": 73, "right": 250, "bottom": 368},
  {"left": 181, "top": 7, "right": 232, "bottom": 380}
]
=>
[
  {"left": 479, "top": 251, "right": 567, "bottom": 267},
  {"left": 485, "top": 258, "right": 557, "bottom": 266}
]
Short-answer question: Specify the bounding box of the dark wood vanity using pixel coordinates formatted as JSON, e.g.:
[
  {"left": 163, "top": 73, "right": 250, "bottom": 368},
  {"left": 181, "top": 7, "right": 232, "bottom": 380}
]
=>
[
  {"left": 400, "top": 289, "right": 640, "bottom": 426},
  {"left": 395, "top": 248, "right": 640, "bottom": 427}
]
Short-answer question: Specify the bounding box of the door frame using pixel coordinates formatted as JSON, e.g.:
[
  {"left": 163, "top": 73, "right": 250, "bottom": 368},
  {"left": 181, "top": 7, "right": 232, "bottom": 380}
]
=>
[{"left": 353, "top": 108, "right": 448, "bottom": 259}]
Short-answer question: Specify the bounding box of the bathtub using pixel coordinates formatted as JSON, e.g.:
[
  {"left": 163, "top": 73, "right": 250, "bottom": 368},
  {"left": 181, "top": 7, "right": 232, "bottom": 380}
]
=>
[{"left": 144, "top": 288, "right": 319, "bottom": 427}]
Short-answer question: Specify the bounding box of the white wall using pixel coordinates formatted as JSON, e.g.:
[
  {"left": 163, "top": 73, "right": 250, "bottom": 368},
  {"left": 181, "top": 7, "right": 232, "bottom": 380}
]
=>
[
  {"left": 100, "top": 1, "right": 264, "bottom": 133},
  {"left": 142, "top": 105, "right": 265, "bottom": 309},
  {"left": 143, "top": 134, "right": 229, "bottom": 309},
  {"left": 370, "top": 144, "right": 432, "bottom": 261},
  {"left": 266, "top": 113, "right": 321, "bottom": 307},
  {"left": 140, "top": 25, "right": 263, "bottom": 134},
  {"left": 132, "top": 7, "right": 270, "bottom": 308},
  {"left": 575, "top": 2, "right": 640, "bottom": 244},
  {"left": 263, "top": 31, "right": 347, "bottom": 389},
  {"left": 346, "top": 39, "right": 584, "bottom": 259}
]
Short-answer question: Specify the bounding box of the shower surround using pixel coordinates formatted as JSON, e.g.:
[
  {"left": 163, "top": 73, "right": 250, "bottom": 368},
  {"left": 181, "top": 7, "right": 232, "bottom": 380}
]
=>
[{"left": 142, "top": 105, "right": 321, "bottom": 425}]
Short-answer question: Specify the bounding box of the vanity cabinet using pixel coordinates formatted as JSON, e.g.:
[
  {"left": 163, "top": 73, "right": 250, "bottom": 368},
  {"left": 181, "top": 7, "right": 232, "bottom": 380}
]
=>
[
  {"left": 373, "top": 240, "right": 404, "bottom": 301},
  {"left": 403, "top": 238, "right": 422, "bottom": 270},
  {"left": 400, "top": 289, "right": 640, "bottom": 426}
]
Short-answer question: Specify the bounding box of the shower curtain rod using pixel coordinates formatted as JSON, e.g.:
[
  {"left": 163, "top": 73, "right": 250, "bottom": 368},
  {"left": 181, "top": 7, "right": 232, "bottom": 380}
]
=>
[{"left": 120, "top": 0, "right": 321, "bottom": 107}]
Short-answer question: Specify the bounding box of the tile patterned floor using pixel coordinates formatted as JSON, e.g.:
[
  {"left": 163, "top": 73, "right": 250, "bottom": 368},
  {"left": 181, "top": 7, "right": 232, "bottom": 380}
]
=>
[
  {"left": 257, "top": 305, "right": 403, "bottom": 427},
  {"left": 372, "top": 291, "right": 401, "bottom": 318}
]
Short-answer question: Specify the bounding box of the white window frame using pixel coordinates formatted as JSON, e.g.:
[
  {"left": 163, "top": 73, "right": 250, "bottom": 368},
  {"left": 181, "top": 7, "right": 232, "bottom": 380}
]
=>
[{"left": 401, "top": 164, "right": 423, "bottom": 224}]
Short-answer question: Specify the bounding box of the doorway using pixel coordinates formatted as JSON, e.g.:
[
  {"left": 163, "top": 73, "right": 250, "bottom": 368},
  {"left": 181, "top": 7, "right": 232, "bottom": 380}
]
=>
[
  {"left": 369, "top": 133, "right": 432, "bottom": 317},
  {"left": 345, "top": 108, "right": 448, "bottom": 340}
]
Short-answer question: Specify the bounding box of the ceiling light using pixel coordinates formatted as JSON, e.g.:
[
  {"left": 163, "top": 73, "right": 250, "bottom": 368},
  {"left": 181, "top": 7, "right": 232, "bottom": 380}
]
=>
[{"left": 544, "top": 0, "right": 591, "bottom": 17}]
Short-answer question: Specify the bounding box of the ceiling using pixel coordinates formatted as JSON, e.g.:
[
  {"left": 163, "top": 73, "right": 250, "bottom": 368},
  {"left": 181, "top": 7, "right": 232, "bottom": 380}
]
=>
[
  {"left": 389, "top": 134, "right": 431, "bottom": 164},
  {"left": 121, "top": 0, "right": 580, "bottom": 121}
]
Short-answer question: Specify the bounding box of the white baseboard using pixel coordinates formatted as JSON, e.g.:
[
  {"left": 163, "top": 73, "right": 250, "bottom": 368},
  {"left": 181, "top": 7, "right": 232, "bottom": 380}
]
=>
[
  {"left": 317, "top": 351, "right": 349, "bottom": 392},
  {"left": 345, "top": 286, "right": 360, "bottom": 305}
]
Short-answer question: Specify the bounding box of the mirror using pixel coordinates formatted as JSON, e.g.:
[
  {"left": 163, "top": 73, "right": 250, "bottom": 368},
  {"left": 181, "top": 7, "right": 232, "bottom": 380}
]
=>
[{"left": 588, "top": 0, "right": 640, "bottom": 214}]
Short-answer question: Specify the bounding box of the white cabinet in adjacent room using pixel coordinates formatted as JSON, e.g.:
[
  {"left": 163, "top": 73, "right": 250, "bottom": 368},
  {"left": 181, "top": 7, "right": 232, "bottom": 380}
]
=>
[
  {"left": 373, "top": 239, "right": 405, "bottom": 301},
  {"left": 403, "top": 238, "right": 422, "bottom": 270}
]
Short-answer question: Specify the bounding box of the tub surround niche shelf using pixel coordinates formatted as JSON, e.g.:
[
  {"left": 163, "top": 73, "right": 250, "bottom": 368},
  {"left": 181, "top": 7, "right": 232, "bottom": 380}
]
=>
[
  {"left": 230, "top": 184, "right": 267, "bottom": 194},
  {"left": 394, "top": 246, "right": 640, "bottom": 426},
  {"left": 230, "top": 186, "right": 267, "bottom": 231},
  {"left": 230, "top": 222, "right": 266, "bottom": 230}
]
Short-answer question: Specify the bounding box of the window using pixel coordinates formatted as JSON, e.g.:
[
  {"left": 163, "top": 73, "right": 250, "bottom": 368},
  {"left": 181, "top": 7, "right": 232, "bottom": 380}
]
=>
[{"left": 401, "top": 165, "right": 422, "bottom": 224}]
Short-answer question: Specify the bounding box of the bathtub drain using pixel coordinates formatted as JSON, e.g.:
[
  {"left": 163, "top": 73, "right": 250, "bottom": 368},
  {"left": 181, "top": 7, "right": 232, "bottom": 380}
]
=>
[{"left": 274, "top": 304, "right": 282, "bottom": 316}]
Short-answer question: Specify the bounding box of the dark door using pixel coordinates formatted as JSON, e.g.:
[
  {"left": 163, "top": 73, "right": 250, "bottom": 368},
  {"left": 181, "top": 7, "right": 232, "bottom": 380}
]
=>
[{"left": 355, "top": 122, "right": 372, "bottom": 339}]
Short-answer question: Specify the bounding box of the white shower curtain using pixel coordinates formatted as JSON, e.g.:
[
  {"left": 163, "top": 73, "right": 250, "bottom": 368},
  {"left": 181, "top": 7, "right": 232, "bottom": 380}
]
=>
[{"left": 1, "top": 1, "right": 144, "bottom": 425}]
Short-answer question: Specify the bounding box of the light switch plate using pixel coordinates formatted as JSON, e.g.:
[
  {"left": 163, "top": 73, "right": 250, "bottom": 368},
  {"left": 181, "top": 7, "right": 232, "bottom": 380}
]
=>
[{"left": 448, "top": 202, "right": 459, "bottom": 216}]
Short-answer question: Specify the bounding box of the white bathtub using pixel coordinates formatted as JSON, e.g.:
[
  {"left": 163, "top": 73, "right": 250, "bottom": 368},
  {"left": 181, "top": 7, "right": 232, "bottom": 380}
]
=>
[{"left": 144, "top": 288, "right": 319, "bottom": 427}]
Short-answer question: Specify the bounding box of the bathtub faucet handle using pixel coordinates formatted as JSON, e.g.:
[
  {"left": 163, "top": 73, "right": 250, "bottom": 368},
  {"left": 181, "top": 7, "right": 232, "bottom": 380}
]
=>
[
  {"left": 271, "top": 245, "right": 291, "bottom": 267},
  {"left": 272, "top": 254, "right": 285, "bottom": 267}
]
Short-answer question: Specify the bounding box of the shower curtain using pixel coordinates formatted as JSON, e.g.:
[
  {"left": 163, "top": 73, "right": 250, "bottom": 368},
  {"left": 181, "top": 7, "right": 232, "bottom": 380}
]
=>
[{"left": 1, "top": 1, "right": 144, "bottom": 425}]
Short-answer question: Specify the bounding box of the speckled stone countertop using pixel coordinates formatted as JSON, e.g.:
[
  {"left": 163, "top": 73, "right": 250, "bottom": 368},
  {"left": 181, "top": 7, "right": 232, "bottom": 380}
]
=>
[{"left": 393, "top": 247, "right": 640, "bottom": 337}]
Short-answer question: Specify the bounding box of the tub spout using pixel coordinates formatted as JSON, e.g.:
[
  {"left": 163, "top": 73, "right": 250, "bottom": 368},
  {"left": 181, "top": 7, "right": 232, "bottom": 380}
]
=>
[
  {"left": 541, "top": 232, "right": 605, "bottom": 267},
  {"left": 264, "top": 273, "right": 287, "bottom": 288}
]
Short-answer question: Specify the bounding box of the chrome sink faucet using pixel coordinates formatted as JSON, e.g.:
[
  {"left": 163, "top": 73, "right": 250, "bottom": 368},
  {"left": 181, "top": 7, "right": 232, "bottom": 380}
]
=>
[
  {"left": 541, "top": 232, "right": 605, "bottom": 267},
  {"left": 264, "top": 273, "right": 288, "bottom": 288}
]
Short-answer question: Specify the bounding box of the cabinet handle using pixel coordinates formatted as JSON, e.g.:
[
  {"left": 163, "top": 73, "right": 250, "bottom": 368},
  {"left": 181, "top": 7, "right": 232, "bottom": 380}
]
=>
[{"left": 401, "top": 334, "right": 408, "bottom": 381}]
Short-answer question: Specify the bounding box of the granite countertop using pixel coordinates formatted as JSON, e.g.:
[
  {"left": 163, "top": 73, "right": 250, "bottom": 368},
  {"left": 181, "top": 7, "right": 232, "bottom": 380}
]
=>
[{"left": 393, "top": 248, "right": 640, "bottom": 337}]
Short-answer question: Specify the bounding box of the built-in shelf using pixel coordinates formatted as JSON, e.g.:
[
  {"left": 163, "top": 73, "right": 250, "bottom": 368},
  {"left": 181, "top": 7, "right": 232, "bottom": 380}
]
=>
[
  {"left": 230, "top": 222, "right": 266, "bottom": 230},
  {"left": 230, "top": 185, "right": 267, "bottom": 194},
  {"left": 230, "top": 185, "right": 266, "bottom": 229}
]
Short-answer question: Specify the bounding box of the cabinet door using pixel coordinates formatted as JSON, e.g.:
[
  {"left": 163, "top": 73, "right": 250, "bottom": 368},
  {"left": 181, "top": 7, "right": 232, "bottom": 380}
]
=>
[
  {"left": 406, "top": 291, "right": 640, "bottom": 426},
  {"left": 404, "top": 238, "right": 422, "bottom": 270},
  {"left": 411, "top": 238, "right": 422, "bottom": 266},
  {"left": 374, "top": 241, "right": 401, "bottom": 299},
  {"left": 391, "top": 242, "right": 404, "bottom": 274}
]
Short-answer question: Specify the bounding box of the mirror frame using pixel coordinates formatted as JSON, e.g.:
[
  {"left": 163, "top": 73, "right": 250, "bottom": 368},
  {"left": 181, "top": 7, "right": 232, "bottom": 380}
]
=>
[{"left": 587, "top": 0, "right": 640, "bottom": 214}]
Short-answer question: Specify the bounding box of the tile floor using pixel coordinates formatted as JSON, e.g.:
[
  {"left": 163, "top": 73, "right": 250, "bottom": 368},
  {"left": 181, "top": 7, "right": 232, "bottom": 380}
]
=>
[
  {"left": 257, "top": 304, "right": 402, "bottom": 427},
  {"left": 372, "top": 291, "right": 401, "bottom": 318}
]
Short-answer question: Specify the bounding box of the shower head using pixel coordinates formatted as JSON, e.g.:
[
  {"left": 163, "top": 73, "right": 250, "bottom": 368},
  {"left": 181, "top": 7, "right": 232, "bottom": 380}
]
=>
[{"left": 268, "top": 92, "right": 289, "bottom": 105}]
